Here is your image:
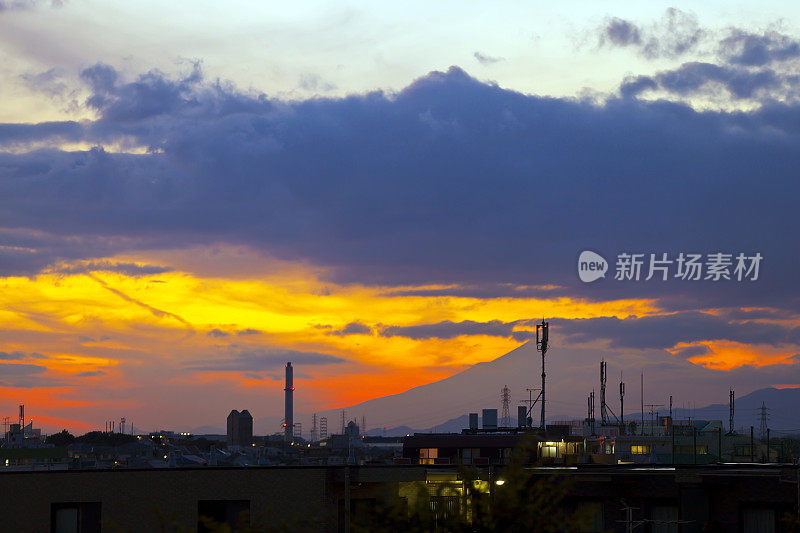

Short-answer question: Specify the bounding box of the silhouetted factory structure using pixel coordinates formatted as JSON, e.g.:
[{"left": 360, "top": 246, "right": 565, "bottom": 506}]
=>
[
  {"left": 284, "top": 361, "right": 293, "bottom": 443},
  {"left": 226, "top": 409, "right": 253, "bottom": 447}
]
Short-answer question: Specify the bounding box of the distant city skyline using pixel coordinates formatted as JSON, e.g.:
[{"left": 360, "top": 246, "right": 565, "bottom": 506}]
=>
[{"left": 1, "top": 1, "right": 799, "bottom": 434}]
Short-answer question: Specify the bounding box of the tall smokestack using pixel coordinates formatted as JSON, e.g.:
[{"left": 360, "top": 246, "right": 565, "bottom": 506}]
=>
[{"left": 284, "top": 362, "right": 293, "bottom": 442}]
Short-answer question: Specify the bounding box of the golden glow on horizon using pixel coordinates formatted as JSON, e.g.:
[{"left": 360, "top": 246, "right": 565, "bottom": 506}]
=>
[
  {"left": 0, "top": 247, "right": 796, "bottom": 431},
  {"left": 673, "top": 340, "right": 796, "bottom": 370}
]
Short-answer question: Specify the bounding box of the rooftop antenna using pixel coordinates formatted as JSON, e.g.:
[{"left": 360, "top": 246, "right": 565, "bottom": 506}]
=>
[
  {"left": 587, "top": 390, "right": 596, "bottom": 436},
  {"left": 600, "top": 361, "right": 607, "bottom": 424},
  {"left": 619, "top": 380, "right": 625, "bottom": 428},
  {"left": 536, "top": 319, "right": 549, "bottom": 429},
  {"left": 599, "top": 360, "right": 620, "bottom": 426}
]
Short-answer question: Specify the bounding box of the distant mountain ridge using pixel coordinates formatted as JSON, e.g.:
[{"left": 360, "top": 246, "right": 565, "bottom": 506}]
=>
[
  {"left": 366, "top": 387, "right": 800, "bottom": 437},
  {"left": 300, "top": 340, "right": 800, "bottom": 438}
]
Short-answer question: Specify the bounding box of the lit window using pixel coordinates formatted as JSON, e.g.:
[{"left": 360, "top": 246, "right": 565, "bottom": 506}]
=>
[
  {"left": 541, "top": 445, "right": 558, "bottom": 458},
  {"left": 631, "top": 445, "right": 651, "bottom": 455},
  {"left": 419, "top": 448, "right": 438, "bottom": 465}
]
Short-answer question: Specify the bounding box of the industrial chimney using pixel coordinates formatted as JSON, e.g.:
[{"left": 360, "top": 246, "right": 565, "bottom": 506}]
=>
[{"left": 284, "top": 362, "right": 293, "bottom": 442}]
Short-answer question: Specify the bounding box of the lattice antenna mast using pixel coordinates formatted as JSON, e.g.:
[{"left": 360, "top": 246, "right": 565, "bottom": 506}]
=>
[
  {"left": 500, "top": 386, "right": 511, "bottom": 427},
  {"left": 729, "top": 388, "right": 735, "bottom": 434},
  {"left": 311, "top": 413, "right": 318, "bottom": 442},
  {"left": 536, "top": 320, "right": 549, "bottom": 429},
  {"left": 600, "top": 361, "right": 608, "bottom": 424}
]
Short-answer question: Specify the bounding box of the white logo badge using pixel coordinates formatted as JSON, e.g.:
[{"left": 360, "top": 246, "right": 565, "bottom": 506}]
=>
[{"left": 578, "top": 251, "right": 608, "bottom": 283}]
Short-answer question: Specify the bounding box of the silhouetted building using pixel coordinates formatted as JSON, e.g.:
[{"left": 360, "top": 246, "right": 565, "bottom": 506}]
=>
[{"left": 226, "top": 410, "right": 253, "bottom": 447}]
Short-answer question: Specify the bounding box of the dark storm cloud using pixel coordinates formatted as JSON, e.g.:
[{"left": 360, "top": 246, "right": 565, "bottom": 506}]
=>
[
  {"left": 673, "top": 344, "right": 711, "bottom": 358},
  {"left": 0, "top": 63, "right": 799, "bottom": 313},
  {"left": 597, "top": 9, "right": 703, "bottom": 59},
  {"left": 184, "top": 347, "right": 345, "bottom": 372},
  {"left": 206, "top": 329, "right": 229, "bottom": 338},
  {"left": 598, "top": 17, "right": 641, "bottom": 47},
  {"left": 551, "top": 312, "right": 800, "bottom": 350},
  {"left": 54, "top": 260, "right": 172, "bottom": 277},
  {"left": 0, "top": 121, "right": 83, "bottom": 144},
  {"left": 620, "top": 62, "right": 791, "bottom": 100},
  {"left": 75, "top": 370, "right": 106, "bottom": 377},
  {"left": 473, "top": 52, "right": 504, "bottom": 65},
  {"left": 0, "top": 0, "right": 63, "bottom": 12},
  {"left": 720, "top": 29, "right": 800, "bottom": 67},
  {"left": 0, "top": 362, "right": 46, "bottom": 375},
  {"left": 384, "top": 283, "right": 565, "bottom": 299},
  {"left": 328, "top": 321, "right": 372, "bottom": 336},
  {"left": 0, "top": 351, "right": 37, "bottom": 360},
  {"left": 381, "top": 320, "right": 534, "bottom": 341}
]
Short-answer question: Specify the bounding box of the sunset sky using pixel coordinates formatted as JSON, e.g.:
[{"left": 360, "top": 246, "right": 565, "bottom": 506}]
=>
[{"left": 1, "top": 1, "right": 799, "bottom": 434}]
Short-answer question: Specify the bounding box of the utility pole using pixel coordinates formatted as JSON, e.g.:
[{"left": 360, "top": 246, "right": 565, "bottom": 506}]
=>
[
  {"left": 640, "top": 373, "right": 644, "bottom": 435},
  {"left": 536, "top": 320, "right": 549, "bottom": 430},
  {"left": 644, "top": 404, "right": 664, "bottom": 436},
  {"left": 524, "top": 388, "right": 540, "bottom": 427},
  {"left": 767, "top": 428, "right": 771, "bottom": 462}
]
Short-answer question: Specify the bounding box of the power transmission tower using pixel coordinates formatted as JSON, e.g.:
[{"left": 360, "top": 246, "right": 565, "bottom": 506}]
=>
[
  {"left": 320, "top": 417, "right": 328, "bottom": 439},
  {"left": 500, "top": 385, "right": 511, "bottom": 427},
  {"left": 759, "top": 402, "right": 769, "bottom": 440}
]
